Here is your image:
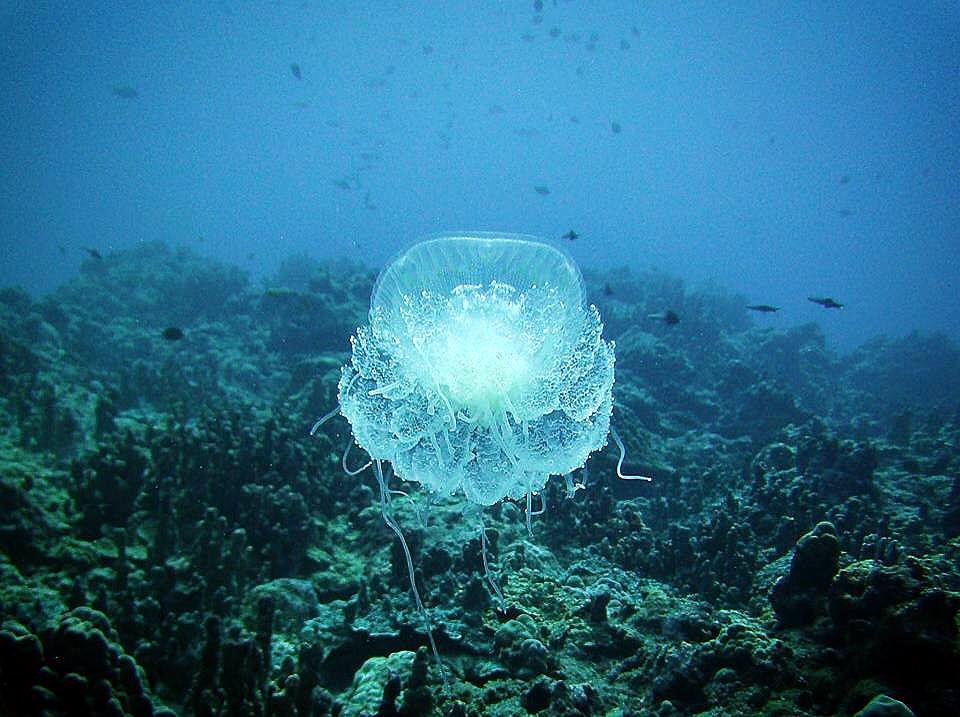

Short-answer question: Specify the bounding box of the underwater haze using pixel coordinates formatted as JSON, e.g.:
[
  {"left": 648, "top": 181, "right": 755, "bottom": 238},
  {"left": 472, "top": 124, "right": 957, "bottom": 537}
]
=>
[
  {"left": 1, "top": 2, "right": 959, "bottom": 351},
  {"left": 3, "top": 4, "right": 960, "bottom": 717}
]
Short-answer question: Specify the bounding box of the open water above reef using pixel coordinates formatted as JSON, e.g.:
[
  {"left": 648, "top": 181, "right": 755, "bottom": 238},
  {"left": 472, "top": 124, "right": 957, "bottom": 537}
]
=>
[{"left": 1, "top": 242, "right": 959, "bottom": 716}]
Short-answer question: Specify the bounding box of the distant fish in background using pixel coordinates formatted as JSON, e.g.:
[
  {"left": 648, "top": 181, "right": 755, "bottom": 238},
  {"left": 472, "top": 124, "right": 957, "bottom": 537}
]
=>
[
  {"left": 747, "top": 304, "right": 780, "bottom": 313},
  {"left": 534, "top": 185, "right": 551, "bottom": 196},
  {"left": 808, "top": 296, "right": 844, "bottom": 309},
  {"left": 111, "top": 85, "right": 139, "bottom": 99},
  {"left": 82, "top": 247, "right": 103, "bottom": 261},
  {"left": 611, "top": 121, "right": 622, "bottom": 134},
  {"left": 161, "top": 327, "right": 184, "bottom": 341},
  {"left": 290, "top": 63, "right": 302, "bottom": 80},
  {"left": 648, "top": 310, "right": 680, "bottom": 325},
  {"left": 603, "top": 282, "right": 614, "bottom": 296},
  {"left": 561, "top": 229, "right": 579, "bottom": 241}
]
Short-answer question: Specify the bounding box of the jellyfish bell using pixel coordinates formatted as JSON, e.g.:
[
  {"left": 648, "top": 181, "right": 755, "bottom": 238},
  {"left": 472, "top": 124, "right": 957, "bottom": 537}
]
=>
[{"left": 339, "top": 232, "right": 615, "bottom": 507}]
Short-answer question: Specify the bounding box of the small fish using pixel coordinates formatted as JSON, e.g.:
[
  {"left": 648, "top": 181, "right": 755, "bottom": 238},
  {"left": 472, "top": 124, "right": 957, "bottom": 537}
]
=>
[
  {"left": 422, "top": 44, "right": 434, "bottom": 55},
  {"left": 561, "top": 230, "right": 579, "bottom": 241},
  {"left": 263, "top": 287, "right": 298, "bottom": 299},
  {"left": 808, "top": 296, "right": 843, "bottom": 309},
  {"left": 488, "top": 104, "right": 505, "bottom": 115},
  {"left": 111, "top": 85, "right": 139, "bottom": 99},
  {"left": 82, "top": 247, "right": 103, "bottom": 261},
  {"left": 619, "top": 39, "right": 630, "bottom": 50},
  {"left": 550, "top": 27, "right": 561, "bottom": 38},
  {"left": 603, "top": 282, "right": 614, "bottom": 297},
  {"left": 747, "top": 304, "right": 780, "bottom": 313},
  {"left": 290, "top": 63, "right": 302, "bottom": 80},
  {"left": 648, "top": 310, "right": 680, "bottom": 325},
  {"left": 534, "top": 185, "right": 550, "bottom": 196},
  {"left": 839, "top": 174, "right": 850, "bottom": 184},
  {"left": 161, "top": 327, "right": 184, "bottom": 341},
  {"left": 333, "top": 179, "right": 351, "bottom": 190},
  {"left": 611, "top": 121, "right": 622, "bottom": 134}
]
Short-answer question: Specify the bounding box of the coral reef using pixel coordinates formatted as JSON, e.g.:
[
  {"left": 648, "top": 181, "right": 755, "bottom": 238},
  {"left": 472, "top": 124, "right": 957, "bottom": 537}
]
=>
[{"left": 1, "top": 244, "right": 958, "bottom": 715}]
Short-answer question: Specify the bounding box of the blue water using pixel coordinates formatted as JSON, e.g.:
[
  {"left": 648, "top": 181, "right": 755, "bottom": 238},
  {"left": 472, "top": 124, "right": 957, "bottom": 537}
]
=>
[{"left": 1, "top": 2, "right": 957, "bottom": 351}]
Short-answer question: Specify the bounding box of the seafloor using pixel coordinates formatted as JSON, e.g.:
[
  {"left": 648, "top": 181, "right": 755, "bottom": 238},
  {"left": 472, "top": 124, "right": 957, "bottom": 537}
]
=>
[{"left": 0, "top": 242, "right": 958, "bottom": 717}]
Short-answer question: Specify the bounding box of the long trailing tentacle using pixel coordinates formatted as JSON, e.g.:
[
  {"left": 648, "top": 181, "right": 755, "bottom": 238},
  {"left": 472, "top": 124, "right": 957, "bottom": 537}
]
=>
[
  {"left": 373, "top": 459, "right": 447, "bottom": 687},
  {"left": 479, "top": 512, "right": 505, "bottom": 610},
  {"left": 609, "top": 425, "right": 653, "bottom": 482},
  {"left": 341, "top": 438, "right": 372, "bottom": 476},
  {"left": 309, "top": 403, "right": 342, "bottom": 436}
]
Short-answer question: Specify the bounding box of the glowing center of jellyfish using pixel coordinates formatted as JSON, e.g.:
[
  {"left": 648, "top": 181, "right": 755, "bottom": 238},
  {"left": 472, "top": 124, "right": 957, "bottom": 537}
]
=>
[{"left": 422, "top": 283, "right": 531, "bottom": 424}]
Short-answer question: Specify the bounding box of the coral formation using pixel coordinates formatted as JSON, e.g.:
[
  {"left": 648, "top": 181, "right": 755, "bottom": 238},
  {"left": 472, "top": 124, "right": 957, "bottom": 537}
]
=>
[{"left": 1, "top": 242, "right": 958, "bottom": 715}]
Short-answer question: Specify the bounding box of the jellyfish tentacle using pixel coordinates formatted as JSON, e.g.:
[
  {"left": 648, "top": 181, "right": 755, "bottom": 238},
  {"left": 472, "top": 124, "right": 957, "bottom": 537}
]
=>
[
  {"left": 373, "top": 460, "right": 447, "bottom": 686},
  {"left": 479, "top": 512, "right": 505, "bottom": 610},
  {"left": 610, "top": 425, "right": 653, "bottom": 482}
]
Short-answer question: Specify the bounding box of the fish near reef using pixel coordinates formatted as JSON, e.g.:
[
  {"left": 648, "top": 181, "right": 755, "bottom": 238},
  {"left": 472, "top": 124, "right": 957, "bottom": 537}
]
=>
[
  {"left": 161, "top": 327, "right": 184, "bottom": 341},
  {"left": 648, "top": 310, "right": 680, "bottom": 325},
  {"left": 290, "top": 63, "right": 302, "bottom": 80},
  {"left": 808, "top": 296, "right": 843, "bottom": 309},
  {"left": 561, "top": 230, "right": 578, "bottom": 241},
  {"left": 747, "top": 304, "right": 780, "bottom": 313}
]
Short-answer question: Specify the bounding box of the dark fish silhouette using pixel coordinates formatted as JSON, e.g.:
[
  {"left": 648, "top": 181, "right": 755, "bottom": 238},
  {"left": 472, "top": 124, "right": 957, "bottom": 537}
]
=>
[
  {"left": 561, "top": 230, "right": 578, "bottom": 241},
  {"left": 82, "top": 247, "right": 103, "bottom": 261},
  {"left": 161, "top": 327, "right": 184, "bottom": 341},
  {"left": 603, "top": 282, "right": 614, "bottom": 296},
  {"left": 747, "top": 304, "right": 780, "bottom": 313},
  {"left": 648, "top": 310, "right": 680, "bottom": 325},
  {"left": 290, "top": 63, "right": 302, "bottom": 80},
  {"left": 534, "top": 185, "right": 550, "bottom": 196},
  {"left": 808, "top": 296, "right": 843, "bottom": 309},
  {"left": 611, "top": 121, "right": 622, "bottom": 134},
  {"left": 111, "top": 85, "right": 139, "bottom": 99}
]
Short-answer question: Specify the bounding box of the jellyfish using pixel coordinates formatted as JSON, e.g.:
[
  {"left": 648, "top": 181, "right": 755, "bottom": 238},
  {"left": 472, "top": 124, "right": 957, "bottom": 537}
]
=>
[{"left": 313, "top": 232, "right": 646, "bottom": 683}]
